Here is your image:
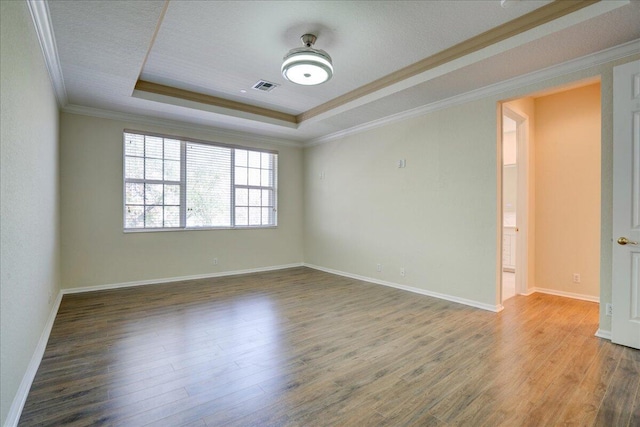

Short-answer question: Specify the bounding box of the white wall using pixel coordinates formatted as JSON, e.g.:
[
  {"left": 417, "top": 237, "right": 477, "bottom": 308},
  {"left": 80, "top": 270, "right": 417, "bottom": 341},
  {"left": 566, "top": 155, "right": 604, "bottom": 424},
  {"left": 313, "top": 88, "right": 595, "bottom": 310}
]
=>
[
  {"left": 305, "top": 100, "right": 499, "bottom": 307},
  {"left": 304, "top": 54, "right": 639, "bottom": 314},
  {"left": 0, "top": 1, "right": 61, "bottom": 424},
  {"left": 59, "top": 113, "right": 304, "bottom": 289}
]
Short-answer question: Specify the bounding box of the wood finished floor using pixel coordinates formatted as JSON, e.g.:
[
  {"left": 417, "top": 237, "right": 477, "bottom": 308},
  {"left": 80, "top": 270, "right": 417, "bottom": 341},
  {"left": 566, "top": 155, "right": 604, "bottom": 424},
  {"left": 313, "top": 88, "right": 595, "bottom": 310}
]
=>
[{"left": 19, "top": 267, "right": 640, "bottom": 426}]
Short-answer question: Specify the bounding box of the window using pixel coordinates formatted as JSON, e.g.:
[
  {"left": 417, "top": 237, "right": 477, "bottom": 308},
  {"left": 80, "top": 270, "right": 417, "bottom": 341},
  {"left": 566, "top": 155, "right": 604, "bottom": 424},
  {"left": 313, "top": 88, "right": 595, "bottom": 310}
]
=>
[{"left": 124, "top": 131, "right": 277, "bottom": 231}]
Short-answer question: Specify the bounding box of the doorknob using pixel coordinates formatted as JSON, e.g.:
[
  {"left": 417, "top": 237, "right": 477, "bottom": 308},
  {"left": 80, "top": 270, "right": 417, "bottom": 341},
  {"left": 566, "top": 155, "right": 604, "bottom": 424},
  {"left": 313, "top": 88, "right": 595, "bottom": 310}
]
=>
[{"left": 617, "top": 237, "right": 639, "bottom": 246}]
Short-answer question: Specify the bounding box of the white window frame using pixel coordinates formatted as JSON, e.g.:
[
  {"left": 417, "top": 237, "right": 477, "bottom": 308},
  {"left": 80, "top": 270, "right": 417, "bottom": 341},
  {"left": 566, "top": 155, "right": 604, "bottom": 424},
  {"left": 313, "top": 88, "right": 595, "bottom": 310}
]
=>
[{"left": 123, "top": 130, "right": 278, "bottom": 232}]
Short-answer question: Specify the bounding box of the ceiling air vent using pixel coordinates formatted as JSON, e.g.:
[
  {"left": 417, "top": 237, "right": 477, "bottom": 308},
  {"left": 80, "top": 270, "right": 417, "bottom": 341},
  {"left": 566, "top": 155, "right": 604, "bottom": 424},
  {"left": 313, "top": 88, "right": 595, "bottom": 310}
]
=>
[{"left": 252, "top": 80, "right": 279, "bottom": 92}]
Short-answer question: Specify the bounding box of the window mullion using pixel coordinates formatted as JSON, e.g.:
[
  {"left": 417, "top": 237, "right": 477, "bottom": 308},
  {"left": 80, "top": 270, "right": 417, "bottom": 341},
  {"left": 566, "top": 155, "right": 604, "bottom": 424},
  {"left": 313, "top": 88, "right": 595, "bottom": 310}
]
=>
[
  {"left": 272, "top": 155, "right": 278, "bottom": 224},
  {"left": 161, "top": 137, "right": 166, "bottom": 228},
  {"left": 179, "top": 140, "right": 187, "bottom": 228},
  {"left": 143, "top": 135, "right": 147, "bottom": 227},
  {"left": 230, "top": 149, "right": 236, "bottom": 227}
]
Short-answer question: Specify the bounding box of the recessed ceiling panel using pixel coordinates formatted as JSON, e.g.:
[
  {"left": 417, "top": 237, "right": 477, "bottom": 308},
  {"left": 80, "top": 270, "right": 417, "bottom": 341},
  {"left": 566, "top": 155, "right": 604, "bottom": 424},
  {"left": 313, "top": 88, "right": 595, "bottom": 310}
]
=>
[
  {"left": 44, "top": 0, "right": 639, "bottom": 143},
  {"left": 140, "top": 1, "right": 552, "bottom": 113}
]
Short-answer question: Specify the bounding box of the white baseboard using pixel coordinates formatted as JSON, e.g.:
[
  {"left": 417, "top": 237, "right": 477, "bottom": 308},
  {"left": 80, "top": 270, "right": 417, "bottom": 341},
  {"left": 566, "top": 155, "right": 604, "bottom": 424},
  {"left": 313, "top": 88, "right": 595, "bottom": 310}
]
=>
[
  {"left": 4, "top": 263, "right": 303, "bottom": 426},
  {"left": 595, "top": 329, "right": 612, "bottom": 340},
  {"left": 304, "top": 264, "right": 502, "bottom": 312},
  {"left": 530, "top": 287, "right": 599, "bottom": 303},
  {"left": 11, "top": 263, "right": 607, "bottom": 427},
  {"left": 62, "top": 263, "right": 304, "bottom": 295},
  {"left": 4, "top": 291, "right": 63, "bottom": 427}
]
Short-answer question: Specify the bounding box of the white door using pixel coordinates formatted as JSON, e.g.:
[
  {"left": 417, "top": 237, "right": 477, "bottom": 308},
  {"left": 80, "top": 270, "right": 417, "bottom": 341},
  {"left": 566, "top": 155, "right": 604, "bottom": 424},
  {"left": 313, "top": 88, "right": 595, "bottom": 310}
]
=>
[{"left": 612, "top": 59, "right": 640, "bottom": 349}]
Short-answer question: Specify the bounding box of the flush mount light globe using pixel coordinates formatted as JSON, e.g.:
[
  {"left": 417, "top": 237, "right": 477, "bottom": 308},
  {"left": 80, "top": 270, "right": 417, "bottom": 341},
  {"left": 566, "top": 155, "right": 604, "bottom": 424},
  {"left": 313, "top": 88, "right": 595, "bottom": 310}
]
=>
[{"left": 282, "top": 34, "right": 333, "bottom": 86}]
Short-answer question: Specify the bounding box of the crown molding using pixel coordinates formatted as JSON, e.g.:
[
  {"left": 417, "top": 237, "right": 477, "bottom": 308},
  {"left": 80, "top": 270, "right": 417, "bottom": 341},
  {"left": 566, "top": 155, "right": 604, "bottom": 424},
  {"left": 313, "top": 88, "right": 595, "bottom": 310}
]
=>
[
  {"left": 31, "top": 0, "right": 637, "bottom": 148},
  {"left": 128, "top": 0, "right": 621, "bottom": 130},
  {"left": 61, "top": 104, "right": 304, "bottom": 148},
  {"left": 134, "top": 80, "right": 299, "bottom": 126},
  {"left": 298, "top": 0, "right": 601, "bottom": 123},
  {"left": 27, "top": 0, "right": 67, "bottom": 107},
  {"left": 299, "top": 0, "right": 629, "bottom": 126},
  {"left": 59, "top": 37, "right": 640, "bottom": 150},
  {"left": 305, "top": 39, "right": 640, "bottom": 147}
]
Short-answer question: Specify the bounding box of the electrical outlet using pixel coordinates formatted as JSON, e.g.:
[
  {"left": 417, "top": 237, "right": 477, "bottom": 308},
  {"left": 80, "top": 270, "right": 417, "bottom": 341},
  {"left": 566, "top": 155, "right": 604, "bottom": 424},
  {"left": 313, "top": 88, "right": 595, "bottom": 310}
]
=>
[
  {"left": 213, "top": 258, "right": 218, "bottom": 265},
  {"left": 572, "top": 273, "right": 581, "bottom": 283},
  {"left": 400, "top": 267, "right": 405, "bottom": 277},
  {"left": 376, "top": 263, "right": 382, "bottom": 272},
  {"left": 606, "top": 303, "right": 612, "bottom": 316}
]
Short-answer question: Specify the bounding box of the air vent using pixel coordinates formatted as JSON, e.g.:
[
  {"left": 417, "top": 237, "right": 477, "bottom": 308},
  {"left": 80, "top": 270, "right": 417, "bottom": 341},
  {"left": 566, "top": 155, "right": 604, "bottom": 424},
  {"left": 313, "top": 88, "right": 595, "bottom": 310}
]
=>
[{"left": 252, "top": 80, "right": 279, "bottom": 92}]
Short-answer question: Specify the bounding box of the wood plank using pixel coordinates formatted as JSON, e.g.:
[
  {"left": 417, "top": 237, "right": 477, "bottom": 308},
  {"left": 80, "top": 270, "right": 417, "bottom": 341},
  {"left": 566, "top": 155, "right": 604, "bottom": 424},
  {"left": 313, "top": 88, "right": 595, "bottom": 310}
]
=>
[
  {"left": 594, "top": 346, "right": 640, "bottom": 426},
  {"left": 554, "top": 341, "right": 623, "bottom": 426},
  {"left": 17, "top": 267, "right": 640, "bottom": 426}
]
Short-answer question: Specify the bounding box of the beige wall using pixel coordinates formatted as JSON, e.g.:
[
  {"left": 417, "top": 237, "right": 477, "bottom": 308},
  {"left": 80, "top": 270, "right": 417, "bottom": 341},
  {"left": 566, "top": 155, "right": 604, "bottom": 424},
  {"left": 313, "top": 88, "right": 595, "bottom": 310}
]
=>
[
  {"left": 59, "top": 113, "right": 304, "bottom": 289},
  {"left": 0, "top": 1, "right": 61, "bottom": 424},
  {"left": 304, "top": 100, "right": 499, "bottom": 307},
  {"left": 304, "top": 55, "right": 638, "bottom": 314},
  {"left": 534, "top": 83, "right": 601, "bottom": 298}
]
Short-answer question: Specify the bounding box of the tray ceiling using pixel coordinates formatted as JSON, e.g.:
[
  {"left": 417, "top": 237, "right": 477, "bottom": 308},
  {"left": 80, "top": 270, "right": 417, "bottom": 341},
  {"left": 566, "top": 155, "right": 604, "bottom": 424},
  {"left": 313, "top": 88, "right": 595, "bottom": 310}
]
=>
[{"left": 42, "top": 0, "right": 640, "bottom": 143}]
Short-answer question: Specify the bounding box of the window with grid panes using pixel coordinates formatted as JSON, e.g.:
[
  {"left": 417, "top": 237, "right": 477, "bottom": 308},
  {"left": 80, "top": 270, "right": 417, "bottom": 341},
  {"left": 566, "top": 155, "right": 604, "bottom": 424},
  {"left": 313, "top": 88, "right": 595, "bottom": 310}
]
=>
[
  {"left": 123, "top": 131, "right": 277, "bottom": 231},
  {"left": 233, "top": 149, "right": 277, "bottom": 226}
]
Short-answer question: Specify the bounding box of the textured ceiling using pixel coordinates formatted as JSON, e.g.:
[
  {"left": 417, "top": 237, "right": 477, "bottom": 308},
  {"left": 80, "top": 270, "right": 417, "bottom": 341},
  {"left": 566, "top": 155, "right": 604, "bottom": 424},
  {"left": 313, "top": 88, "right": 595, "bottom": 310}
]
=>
[
  {"left": 45, "top": 0, "right": 640, "bottom": 143},
  {"left": 141, "top": 0, "right": 552, "bottom": 113}
]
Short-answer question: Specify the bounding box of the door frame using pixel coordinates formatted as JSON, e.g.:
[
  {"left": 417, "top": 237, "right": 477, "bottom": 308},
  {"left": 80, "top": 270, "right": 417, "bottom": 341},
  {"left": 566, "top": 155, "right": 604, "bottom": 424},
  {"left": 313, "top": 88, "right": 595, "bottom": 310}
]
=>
[{"left": 500, "top": 105, "right": 529, "bottom": 303}]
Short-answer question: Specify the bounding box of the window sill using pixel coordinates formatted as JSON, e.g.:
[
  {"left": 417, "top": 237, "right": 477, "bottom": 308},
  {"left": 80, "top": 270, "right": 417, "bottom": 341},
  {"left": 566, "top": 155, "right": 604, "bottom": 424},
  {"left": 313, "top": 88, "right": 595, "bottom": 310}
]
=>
[{"left": 123, "top": 225, "right": 278, "bottom": 233}]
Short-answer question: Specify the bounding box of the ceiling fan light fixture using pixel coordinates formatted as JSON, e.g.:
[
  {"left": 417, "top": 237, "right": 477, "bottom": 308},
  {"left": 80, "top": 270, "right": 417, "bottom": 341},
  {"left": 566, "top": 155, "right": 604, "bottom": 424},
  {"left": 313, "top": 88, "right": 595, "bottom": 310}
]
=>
[{"left": 282, "top": 34, "right": 333, "bottom": 86}]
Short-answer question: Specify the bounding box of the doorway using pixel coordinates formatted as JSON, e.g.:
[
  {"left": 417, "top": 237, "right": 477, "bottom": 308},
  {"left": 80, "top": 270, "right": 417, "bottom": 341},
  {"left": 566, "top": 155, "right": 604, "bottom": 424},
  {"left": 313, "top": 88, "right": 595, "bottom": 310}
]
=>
[
  {"left": 501, "top": 107, "right": 527, "bottom": 303},
  {"left": 499, "top": 80, "right": 601, "bottom": 308}
]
